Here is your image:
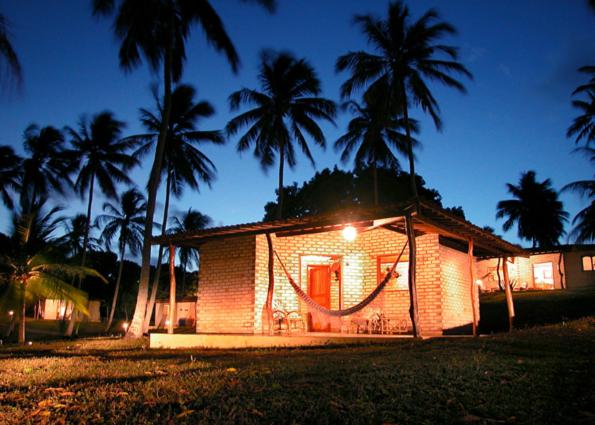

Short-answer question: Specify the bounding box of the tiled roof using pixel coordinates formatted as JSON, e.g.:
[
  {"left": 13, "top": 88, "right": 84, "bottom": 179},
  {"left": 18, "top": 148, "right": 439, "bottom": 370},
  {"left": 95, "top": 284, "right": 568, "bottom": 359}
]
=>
[{"left": 153, "top": 199, "right": 526, "bottom": 257}]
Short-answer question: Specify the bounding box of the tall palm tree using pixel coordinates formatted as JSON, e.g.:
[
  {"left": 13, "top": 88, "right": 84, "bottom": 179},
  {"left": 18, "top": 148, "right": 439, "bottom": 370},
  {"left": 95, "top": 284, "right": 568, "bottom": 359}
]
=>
[
  {"left": 497, "top": 171, "right": 569, "bottom": 248},
  {"left": 57, "top": 214, "right": 100, "bottom": 259},
  {"left": 336, "top": 1, "right": 471, "bottom": 338},
  {"left": 562, "top": 147, "right": 595, "bottom": 243},
  {"left": 96, "top": 189, "right": 146, "bottom": 332},
  {"left": 129, "top": 84, "right": 223, "bottom": 332},
  {"left": 227, "top": 50, "right": 337, "bottom": 219},
  {"left": 0, "top": 12, "right": 22, "bottom": 91},
  {"left": 335, "top": 91, "right": 419, "bottom": 205},
  {"left": 336, "top": 1, "right": 472, "bottom": 198},
  {"left": 0, "top": 145, "right": 22, "bottom": 209},
  {"left": 169, "top": 208, "right": 211, "bottom": 294},
  {"left": 65, "top": 111, "right": 136, "bottom": 269},
  {"left": 0, "top": 203, "right": 103, "bottom": 343},
  {"left": 20, "top": 125, "right": 73, "bottom": 213},
  {"left": 92, "top": 0, "right": 273, "bottom": 338},
  {"left": 567, "top": 66, "right": 595, "bottom": 146}
]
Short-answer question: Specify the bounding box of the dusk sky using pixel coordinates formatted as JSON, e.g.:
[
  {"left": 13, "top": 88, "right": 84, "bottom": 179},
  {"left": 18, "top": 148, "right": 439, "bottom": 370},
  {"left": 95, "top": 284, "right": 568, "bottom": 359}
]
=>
[{"left": 1, "top": 0, "right": 594, "bottom": 249}]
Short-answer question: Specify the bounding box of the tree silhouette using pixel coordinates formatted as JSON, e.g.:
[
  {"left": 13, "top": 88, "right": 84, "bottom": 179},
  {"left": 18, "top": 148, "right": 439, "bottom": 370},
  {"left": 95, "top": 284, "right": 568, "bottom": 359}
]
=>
[
  {"left": 20, "top": 125, "right": 73, "bottom": 212},
  {"left": 227, "top": 50, "right": 336, "bottom": 219},
  {"left": 0, "top": 12, "right": 22, "bottom": 91},
  {"left": 335, "top": 91, "right": 419, "bottom": 205},
  {"left": 262, "top": 166, "right": 445, "bottom": 221},
  {"left": 169, "top": 208, "right": 211, "bottom": 295},
  {"left": 129, "top": 84, "right": 223, "bottom": 332},
  {"left": 0, "top": 145, "right": 22, "bottom": 209},
  {"left": 92, "top": 0, "right": 272, "bottom": 337},
  {"left": 562, "top": 147, "right": 594, "bottom": 243},
  {"left": 497, "top": 171, "right": 569, "bottom": 248},
  {"left": 96, "top": 189, "right": 147, "bottom": 332},
  {"left": 66, "top": 111, "right": 136, "bottom": 269},
  {"left": 336, "top": 1, "right": 471, "bottom": 198},
  {"left": 567, "top": 66, "right": 595, "bottom": 146}
]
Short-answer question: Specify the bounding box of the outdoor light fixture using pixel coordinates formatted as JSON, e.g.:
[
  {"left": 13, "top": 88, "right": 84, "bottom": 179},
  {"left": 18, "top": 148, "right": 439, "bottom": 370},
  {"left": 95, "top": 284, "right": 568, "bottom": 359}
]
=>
[
  {"left": 342, "top": 225, "right": 357, "bottom": 242},
  {"left": 8, "top": 310, "right": 14, "bottom": 317}
]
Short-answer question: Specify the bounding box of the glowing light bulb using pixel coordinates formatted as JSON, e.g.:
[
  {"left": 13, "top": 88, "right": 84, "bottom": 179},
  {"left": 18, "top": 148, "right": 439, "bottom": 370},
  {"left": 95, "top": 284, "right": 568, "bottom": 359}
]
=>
[
  {"left": 342, "top": 225, "right": 357, "bottom": 242},
  {"left": 122, "top": 322, "right": 129, "bottom": 331}
]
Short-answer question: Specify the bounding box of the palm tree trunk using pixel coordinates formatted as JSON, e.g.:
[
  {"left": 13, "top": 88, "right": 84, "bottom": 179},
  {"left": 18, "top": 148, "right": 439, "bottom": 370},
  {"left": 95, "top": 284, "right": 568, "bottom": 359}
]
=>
[
  {"left": 105, "top": 238, "right": 126, "bottom": 332},
  {"left": 142, "top": 168, "right": 173, "bottom": 333},
  {"left": 128, "top": 38, "right": 174, "bottom": 338},
  {"left": 80, "top": 173, "right": 95, "bottom": 271},
  {"left": 276, "top": 142, "right": 285, "bottom": 220},
  {"left": 65, "top": 173, "right": 95, "bottom": 337},
  {"left": 400, "top": 83, "right": 420, "bottom": 338},
  {"left": 18, "top": 282, "right": 26, "bottom": 344},
  {"left": 401, "top": 82, "right": 418, "bottom": 200},
  {"left": 181, "top": 260, "right": 187, "bottom": 296},
  {"left": 373, "top": 161, "right": 379, "bottom": 206}
]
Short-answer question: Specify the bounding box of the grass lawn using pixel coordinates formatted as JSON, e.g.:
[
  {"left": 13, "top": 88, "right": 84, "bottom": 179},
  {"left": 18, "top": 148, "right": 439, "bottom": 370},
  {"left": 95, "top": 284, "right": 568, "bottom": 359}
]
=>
[
  {"left": 480, "top": 288, "right": 595, "bottom": 333},
  {"left": 0, "top": 318, "right": 594, "bottom": 424}
]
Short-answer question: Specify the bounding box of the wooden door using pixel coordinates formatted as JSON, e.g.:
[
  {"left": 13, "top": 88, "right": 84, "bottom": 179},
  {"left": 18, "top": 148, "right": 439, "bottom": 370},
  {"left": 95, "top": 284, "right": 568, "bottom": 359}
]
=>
[{"left": 308, "top": 265, "right": 331, "bottom": 332}]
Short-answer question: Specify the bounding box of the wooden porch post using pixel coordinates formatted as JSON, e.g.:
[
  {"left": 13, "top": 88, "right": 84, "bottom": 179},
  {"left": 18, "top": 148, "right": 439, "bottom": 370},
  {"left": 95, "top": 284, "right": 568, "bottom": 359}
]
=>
[
  {"left": 405, "top": 214, "right": 420, "bottom": 338},
  {"left": 467, "top": 239, "right": 478, "bottom": 337},
  {"left": 263, "top": 233, "right": 275, "bottom": 335},
  {"left": 502, "top": 256, "right": 515, "bottom": 332},
  {"left": 168, "top": 244, "right": 176, "bottom": 335}
]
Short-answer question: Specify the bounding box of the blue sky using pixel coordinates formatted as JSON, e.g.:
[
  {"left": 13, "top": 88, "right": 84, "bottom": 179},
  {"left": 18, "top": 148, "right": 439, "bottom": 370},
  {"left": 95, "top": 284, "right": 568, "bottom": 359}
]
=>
[{"left": 1, "top": 0, "right": 594, "bottom": 248}]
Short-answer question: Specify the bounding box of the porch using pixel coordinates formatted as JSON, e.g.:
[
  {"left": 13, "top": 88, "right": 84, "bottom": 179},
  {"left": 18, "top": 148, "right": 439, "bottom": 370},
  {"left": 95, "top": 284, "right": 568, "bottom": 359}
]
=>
[{"left": 150, "top": 331, "right": 413, "bottom": 349}]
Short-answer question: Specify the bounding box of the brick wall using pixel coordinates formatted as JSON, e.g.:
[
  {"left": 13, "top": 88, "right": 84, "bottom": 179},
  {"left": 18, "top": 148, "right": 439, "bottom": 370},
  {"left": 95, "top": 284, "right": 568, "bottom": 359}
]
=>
[
  {"left": 439, "top": 244, "right": 478, "bottom": 332},
  {"left": 254, "top": 228, "right": 444, "bottom": 335},
  {"left": 477, "top": 253, "right": 565, "bottom": 291},
  {"left": 196, "top": 235, "right": 256, "bottom": 333},
  {"left": 198, "top": 228, "right": 477, "bottom": 336}
]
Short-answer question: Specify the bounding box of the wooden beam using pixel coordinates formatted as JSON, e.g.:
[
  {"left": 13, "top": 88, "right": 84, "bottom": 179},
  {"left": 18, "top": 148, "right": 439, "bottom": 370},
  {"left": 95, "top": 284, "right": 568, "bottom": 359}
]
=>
[
  {"left": 263, "top": 233, "right": 275, "bottom": 335},
  {"left": 502, "top": 256, "right": 515, "bottom": 332},
  {"left": 468, "top": 239, "right": 478, "bottom": 337},
  {"left": 405, "top": 214, "right": 420, "bottom": 338},
  {"left": 168, "top": 244, "right": 176, "bottom": 335}
]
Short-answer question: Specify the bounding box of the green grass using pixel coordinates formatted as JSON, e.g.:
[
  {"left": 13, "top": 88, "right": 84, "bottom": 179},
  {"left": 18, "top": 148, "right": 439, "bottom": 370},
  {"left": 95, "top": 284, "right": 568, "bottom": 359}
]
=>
[
  {"left": 0, "top": 319, "right": 128, "bottom": 343},
  {"left": 1, "top": 318, "right": 594, "bottom": 424},
  {"left": 480, "top": 288, "right": 595, "bottom": 333}
]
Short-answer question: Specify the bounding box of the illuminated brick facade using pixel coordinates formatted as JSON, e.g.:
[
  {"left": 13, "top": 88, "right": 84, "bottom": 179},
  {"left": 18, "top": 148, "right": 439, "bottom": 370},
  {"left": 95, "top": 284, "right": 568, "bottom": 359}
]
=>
[{"left": 197, "top": 228, "right": 480, "bottom": 336}]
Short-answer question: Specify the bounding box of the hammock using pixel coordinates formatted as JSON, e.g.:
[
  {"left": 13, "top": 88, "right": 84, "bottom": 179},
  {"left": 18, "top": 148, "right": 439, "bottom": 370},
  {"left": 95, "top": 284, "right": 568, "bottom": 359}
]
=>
[{"left": 273, "top": 240, "right": 408, "bottom": 317}]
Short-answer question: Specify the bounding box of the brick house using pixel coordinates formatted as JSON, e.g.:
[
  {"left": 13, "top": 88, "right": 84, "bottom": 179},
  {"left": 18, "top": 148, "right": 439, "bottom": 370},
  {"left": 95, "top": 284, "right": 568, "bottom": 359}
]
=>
[
  {"left": 476, "top": 245, "right": 595, "bottom": 292},
  {"left": 153, "top": 201, "right": 525, "bottom": 343}
]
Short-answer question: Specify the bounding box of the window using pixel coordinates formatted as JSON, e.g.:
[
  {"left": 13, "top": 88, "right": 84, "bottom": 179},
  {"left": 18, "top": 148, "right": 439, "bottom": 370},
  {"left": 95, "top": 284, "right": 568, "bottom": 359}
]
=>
[
  {"left": 582, "top": 256, "right": 595, "bottom": 271},
  {"left": 378, "top": 255, "right": 409, "bottom": 290},
  {"left": 533, "top": 262, "right": 554, "bottom": 285}
]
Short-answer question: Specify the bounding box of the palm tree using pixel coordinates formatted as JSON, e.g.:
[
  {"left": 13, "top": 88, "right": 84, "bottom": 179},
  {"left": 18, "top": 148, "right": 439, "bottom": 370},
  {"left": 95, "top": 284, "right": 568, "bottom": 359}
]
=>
[
  {"left": 65, "top": 111, "right": 136, "bottom": 269},
  {"left": 0, "top": 12, "right": 22, "bottom": 91},
  {"left": 336, "top": 1, "right": 471, "bottom": 338},
  {"left": 128, "top": 84, "right": 223, "bottom": 332},
  {"left": 562, "top": 147, "right": 595, "bottom": 243},
  {"left": 20, "top": 125, "right": 73, "bottom": 212},
  {"left": 567, "top": 66, "right": 595, "bottom": 146},
  {"left": 227, "top": 50, "right": 337, "bottom": 219},
  {"left": 92, "top": 0, "right": 273, "bottom": 338},
  {"left": 96, "top": 189, "right": 146, "bottom": 332},
  {"left": 57, "top": 214, "right": 100, "bottom": 259},
  {"left": 496, "top": 171, "right": 569, "bottom": 248},
  {"left": 0, "top": 203, "right": 103, "bottom": 343},
  {"left": 335, "top": 91, "right": 419, "bottom": 205},
  {"left": 169, "top": 208, "right": 211, "bottom": 294},
  {"left": 336, "top": 1, "right": 472, "bottom": 198},
  {"left": 0, "top": 145, "right": 22, "bottom": 209}
]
